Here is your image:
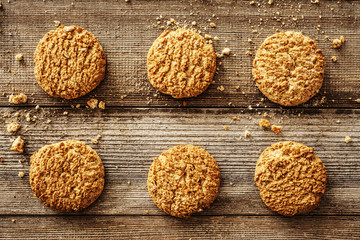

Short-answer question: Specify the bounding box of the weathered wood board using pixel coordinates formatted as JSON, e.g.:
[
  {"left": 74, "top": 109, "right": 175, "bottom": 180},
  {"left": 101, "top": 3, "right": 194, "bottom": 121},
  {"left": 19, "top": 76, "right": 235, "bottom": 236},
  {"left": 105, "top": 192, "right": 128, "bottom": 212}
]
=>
[
  {"left": 0, "top": 0, "right": 359, "bottom": 239},
  {"left": 0, "top": 107, "right": 359, "bottom": 238},
  {"left": 1, "top": 216, "right": 360, "bottom": 239},
  {"left": 0, "top": 0, "right": 359, "bottom": 108}
]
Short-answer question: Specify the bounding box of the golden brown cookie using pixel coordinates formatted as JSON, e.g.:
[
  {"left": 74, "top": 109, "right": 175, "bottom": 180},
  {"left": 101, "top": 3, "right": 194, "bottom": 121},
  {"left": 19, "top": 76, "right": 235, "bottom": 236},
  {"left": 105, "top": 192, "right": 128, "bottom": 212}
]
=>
[
  {"left": 255, "top": 141, "right": 327, "bottom": 216},
  {"left": 30, "top": 140, "right": 105, "bottom": 212},
  {"left": 147, "top": 28, "right": 217, "bottom": 98},
  {"left": 147, "top": 145, "right": 220, "bottom": 218},
  {"left": 253, "top": 31, "right": 325, "bottom": 106},
  {"left": 34, "top": 26, "right": 106, "bottom": 99}
]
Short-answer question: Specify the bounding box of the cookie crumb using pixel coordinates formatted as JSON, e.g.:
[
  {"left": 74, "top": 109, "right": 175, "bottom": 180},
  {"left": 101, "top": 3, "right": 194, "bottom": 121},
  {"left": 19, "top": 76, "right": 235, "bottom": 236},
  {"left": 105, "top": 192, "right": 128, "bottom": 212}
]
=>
[
  {"left": 191, "top": 21, "right": 197, "bottom": 26},
  {"left": 223, "top": 125, "right": 228, "bottom": 131},
  {"left": 244, "top": 130, "right": 251, "bottom": 138},
  {"left": 63, "top": 111, "right": 68, "bottom": 115},
  {"left": 204, "top": 34, "right": 212, "bottom": 40},
  {"left": 145, "top": 210, "right": 149, "bottom": 214},
  {"left": 15, "top": 54, "right": 23, "bottom": 61},
  {"left": 18, "top": 171, "right": 25, "bottom": 178},
  {"left": 214, "top": 36, "right": 219, "bottom": 41},
  {"left": 222, "top": 48, "right": 231, "bottom": 55},
  {"left": 91, "top": 139, "right": 98, "bottom": 144},
  {"left": 26, "top": 113, "right": 31, "bottom": 122},
  {"left": 331, "top": 56, "right": 337, "bottom": 62},
  {"left": 7, "top": 122, "right": 20, "bottom": 133},
  {"left": 9, "top": 93, "right": 27, "bottom": 104},
  {"left": 210, "top": 22, "right": 216, "bottom": 28},
  {"left": 268, "top": 0, "right": 274, "bottom": 4},
  {"left": 0, "top": 157, "right": 3, "bottom": 162},
  {"left": 11, "top": 136, "right": 24, "bottom": 153},
  {"left": 54, "top": 20, "right": 61, "bottom": 27},
  {"left": 87, "top": 99, "right": 98, "bottom": 109},
  {"left": 217, "top": 85, "right": 225, "bottom": 91},
  {"left": 76, "top": 104, "right": 81, "bottom": 108},
  {"left": 11, "top": 219, "right": 16, "bottom": 223},
  {"left": 263, "top": 113, "right": 268, "bottom": 117},
  {"left": 345, "top": 136, "right": 352, "bottom": 143},
  {"left": 98, "top": 101, "right": 106, "bottom": 110},
  {"left": 127, "top": 181, "right": 131, "bottom": 185},
  {"left": 333, "top": 36, "right": 344, "bottom": 48},
  {"left": 354, "top": 99, "right": 360, "bottom": 103},
  {"left": 259, "top": 119, "right": 271, "bottom": 128},
  {"left": 271, "top": 125, "right": 282, "bottom": 134}
]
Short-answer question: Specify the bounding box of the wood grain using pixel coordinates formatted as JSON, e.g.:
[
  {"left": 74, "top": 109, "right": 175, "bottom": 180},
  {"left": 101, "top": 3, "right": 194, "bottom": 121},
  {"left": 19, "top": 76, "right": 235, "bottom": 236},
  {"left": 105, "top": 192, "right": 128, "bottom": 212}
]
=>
[
  {"left": 1, "top": 215, "right": 360, "bottom": 239},
  {"left": 1, "top": 0, "right": 360, "bottom": 238},
  {"left": 0, "top": 0, "right": 359, "bottom": 108},
  {"left": 0, "top": 107, "right": 359, "bottom": 215}
]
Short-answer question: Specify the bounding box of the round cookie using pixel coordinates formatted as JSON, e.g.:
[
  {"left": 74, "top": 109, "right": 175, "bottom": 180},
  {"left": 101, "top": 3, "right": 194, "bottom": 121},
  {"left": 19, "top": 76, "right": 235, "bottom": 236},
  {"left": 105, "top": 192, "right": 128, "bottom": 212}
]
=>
[
  {"left": 147, "top": 145, "right": 221, "bottom": 218},
  {"left": 34, "top": 25, "right": 106, "bottom": 99},
  {"left": 254, "top": 141, "right": 327, "bottom": 216},
  {"left": 252, "top": 31, "right": 325, "bottom": 106},
  {"left": 147, "top": 28, "right": 217, "bottom": 98},
  {"left": 30, "top": 140, "right": 105, "bottom": 212}
]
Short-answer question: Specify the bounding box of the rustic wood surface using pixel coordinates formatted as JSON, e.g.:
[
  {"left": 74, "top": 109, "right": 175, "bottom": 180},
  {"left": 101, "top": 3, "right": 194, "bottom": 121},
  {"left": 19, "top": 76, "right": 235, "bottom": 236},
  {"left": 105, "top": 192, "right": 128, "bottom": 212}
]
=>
[{"left": 0, "top": 0, "right": 359, "bottom": 239}]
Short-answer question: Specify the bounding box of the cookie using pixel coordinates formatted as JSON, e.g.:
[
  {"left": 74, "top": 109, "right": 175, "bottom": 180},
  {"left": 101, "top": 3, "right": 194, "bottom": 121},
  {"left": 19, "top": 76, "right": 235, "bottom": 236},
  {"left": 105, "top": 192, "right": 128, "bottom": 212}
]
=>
[
  {"left": 30, "top": 140, "right": 105, "bottom": 212},
  {"left": 34, "top": 26, "right": 106, "bottom": 99},
  {"left": 255, "top": 141, "right": 327, "bottom": 216},
  {"left": 147, "top": 28, "right": 217, "bottom": 98},
  {"left": 252, "top": 31, "right": 325, "bottom": 106},
  {"left": 147, "top": 145, "right": 220, "bottom": 218}
]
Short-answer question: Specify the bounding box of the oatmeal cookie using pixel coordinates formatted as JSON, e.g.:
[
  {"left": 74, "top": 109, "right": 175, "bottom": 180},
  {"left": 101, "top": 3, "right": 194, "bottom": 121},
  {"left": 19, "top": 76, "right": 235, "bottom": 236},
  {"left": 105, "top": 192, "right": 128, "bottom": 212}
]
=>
[
  {"left": 253, "top": 32, "right": 325, "bottom": 106},
  {"left": 30, "top": 140, "right": 105, "bottom": 212},
  {"left": 147, "top": 145, "right": 220, "bottom": 218},
  {"left": 147, "top": 28, "right": 216, "bottom": 98},
  {"left": 255, "top": 141, "right": 327, "bottom": 216},
  {"left": 34, "top": 26, "right": 106, "bottom": 99}
]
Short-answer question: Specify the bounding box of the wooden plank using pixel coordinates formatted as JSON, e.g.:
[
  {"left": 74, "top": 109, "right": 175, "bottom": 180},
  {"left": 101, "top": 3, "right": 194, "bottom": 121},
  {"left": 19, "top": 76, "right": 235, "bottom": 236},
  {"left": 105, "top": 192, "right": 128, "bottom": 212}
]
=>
[
  {"left": 1, "top": 215, "right": 359, "bottom": 239},
  {"left": 0, "top": 107, "right": 359, "bottom": 215},
  {"left": 0, "top": 0, "right": 359, "bottom": 108}
]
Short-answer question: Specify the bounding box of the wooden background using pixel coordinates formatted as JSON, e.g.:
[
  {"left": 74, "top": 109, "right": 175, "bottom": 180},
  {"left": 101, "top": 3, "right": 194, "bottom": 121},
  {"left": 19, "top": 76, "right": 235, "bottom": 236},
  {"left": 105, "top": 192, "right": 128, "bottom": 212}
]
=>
[{"left": 0, "top": 0, "right": 359, "bottom": 239}]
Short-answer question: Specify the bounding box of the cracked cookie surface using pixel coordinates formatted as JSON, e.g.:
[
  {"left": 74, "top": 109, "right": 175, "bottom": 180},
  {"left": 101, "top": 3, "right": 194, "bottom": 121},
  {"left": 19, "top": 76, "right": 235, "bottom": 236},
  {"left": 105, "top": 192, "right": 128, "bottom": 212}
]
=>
[
  {"left": 253, "top": 31, "right": 325, "bottom": 106},
  {"left": 147, "top": 28, "right": 216, "bottom": 98},
  {"left": 255, "top": 141, "right": 327, "bottom": 216},
  {"left": 34, "top": 26, "right": 106, "bottom": 99},
  {"left": 147, "top": 145, "right": 220, "bottom": 218},
  {"left": 30, "top": 140, "right": 105, "bottom": 212}
]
